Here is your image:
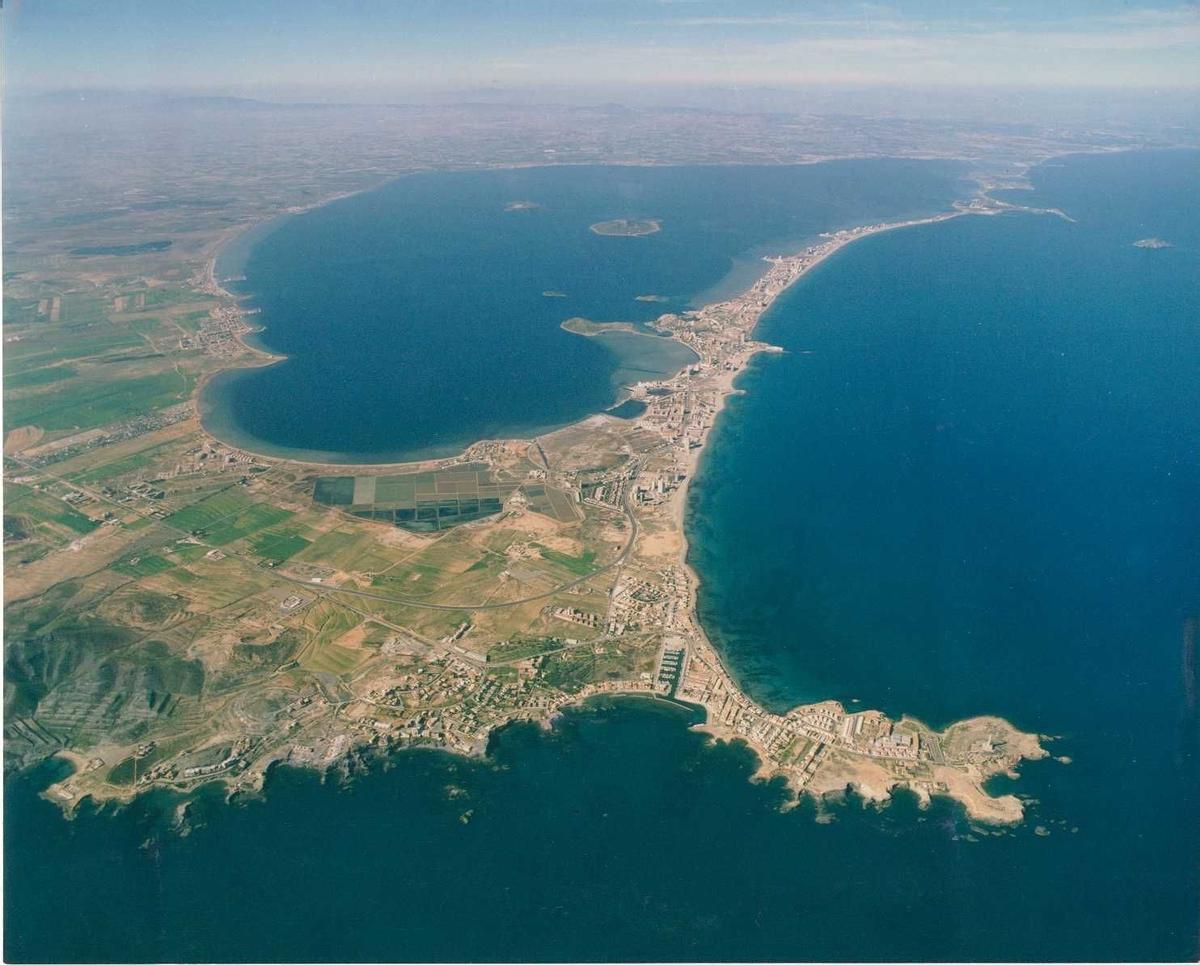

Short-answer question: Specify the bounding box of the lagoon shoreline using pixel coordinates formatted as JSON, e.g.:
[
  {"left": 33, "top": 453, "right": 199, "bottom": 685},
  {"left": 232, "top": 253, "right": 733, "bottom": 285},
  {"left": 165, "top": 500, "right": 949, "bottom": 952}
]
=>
[{"left": 192, "top": 159, "right": 982, "bottom": 468}]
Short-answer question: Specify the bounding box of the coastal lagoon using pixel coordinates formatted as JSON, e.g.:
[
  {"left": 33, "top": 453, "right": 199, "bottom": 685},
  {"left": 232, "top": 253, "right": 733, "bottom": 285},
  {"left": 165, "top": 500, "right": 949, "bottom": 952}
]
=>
[
  {"left": 6, "top": 152, "right": 1198, "bottom": 962},
  {"left": 201, "top": 161, "right": 969, "bottom": 462}
]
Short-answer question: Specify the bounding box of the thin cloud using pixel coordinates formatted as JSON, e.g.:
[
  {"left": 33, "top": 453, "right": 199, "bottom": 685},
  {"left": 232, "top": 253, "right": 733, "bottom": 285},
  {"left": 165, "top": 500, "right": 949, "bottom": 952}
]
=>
[{"left": 628, "top": 6, "right": 1200, "bottom": 57}]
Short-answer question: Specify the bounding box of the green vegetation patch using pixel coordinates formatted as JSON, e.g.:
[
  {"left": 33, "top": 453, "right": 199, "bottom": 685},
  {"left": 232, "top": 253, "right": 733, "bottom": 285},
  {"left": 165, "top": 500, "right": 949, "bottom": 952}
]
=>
[
  {"left": 303, "top": 643, "right": 365, "bottom": 677},
  {"left": 487, "top": 636, "right": 561, "bottom": 663},
  {"left": 106, "top": 732, "right": 198, "bottom": 787},
  {"left": 114, "top": 554, "right": 174, "bottom": 577},
  {"left": 119, "top": 590, "right": 186, "bottom": 625},
  {"left": 58, "top": 292, "right": 109, "bottom": 326},
  {"left": 4, "top": 371, "right": 194, "bottom": 432},
  {"left": 195, "top": 504, "right": 292, "bottom": 546},
  {"left": 141, "top": 287, "right": 209, "bottom": 309},
  {"left": 249, "top": 529, "right": 312, "bottom": 561},
  {"left": 539, "top": 647, "right": 638, "bottom": 693},
  {"left": 4, "top": 513, "right": 34, "bottom": 541},
  {"left": 2, "top": 607, "right": 208, "bottom": 735},
  {"left": 308, "top": 602, "right": 362, "bottom": 649},
  {"left": 5, "top": 579, "right": 87, "bottom": 637},
  {"left": 3, "top": 484, "right": 100, "bottom": 536},
  {"left": 66, "top": 441, "right": 180, "bottom": 484},
  {"left": 167, "top": 488, "right": 293, "bottom": 545},
  {"left": 5, "top": 365, "right": 78, "bottom": 389},
  {"left": 3, "top": 296, "right": 42, "bottom": 326},
  {"left": 171, "top": 542, "right": 211, "bottom": 563},
  {"left": 535, "top": 545, "right": 597, "bottom": 576},
  {"left": 234, "top": 628, "right": 306, "bottom": 668},
  {"left": 313, "top": 476, "right": 355, "bottom": 506},
  {"left": 371, "top": 562, "right": 443, "bottom": 593},
  {"left": 3, "top": 333, "right": 145, "bottom": 373},
  {"left": 54, "top": 506, "right": 101, "bottom": 535},
  {"left": 165, "top": 488, "right": 251, "bottom": 530},
  {"left": 71, "top": 240, "right": 172, "bottom": 257},
  {"left": 174, "top": 311, "right": 211, "bottom": 332}
]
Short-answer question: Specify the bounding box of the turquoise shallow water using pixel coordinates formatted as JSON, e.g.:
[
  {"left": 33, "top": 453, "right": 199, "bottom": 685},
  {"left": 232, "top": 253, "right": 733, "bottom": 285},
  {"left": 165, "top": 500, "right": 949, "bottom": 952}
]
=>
[{"left": 6, "top": 151, "right": 1198, "bottom": 962}]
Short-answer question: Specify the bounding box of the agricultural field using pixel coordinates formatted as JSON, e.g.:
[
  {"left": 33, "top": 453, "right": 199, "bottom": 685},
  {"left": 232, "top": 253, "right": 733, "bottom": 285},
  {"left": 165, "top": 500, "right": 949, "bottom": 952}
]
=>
[
  {"left": 166, "top": 487, "right": 294, "bottom": 545},
  {"left": 3, "top": 205, "right": 670, "bottom": 817},
  {"left": 312, "top": 463, "right": 522, "bottom": 531},
  {"left": 2, "top": 275, "right": 221, "bottom": 450},
  {"left": 6, "top": 370, "right": 195, "bottom": 433}
]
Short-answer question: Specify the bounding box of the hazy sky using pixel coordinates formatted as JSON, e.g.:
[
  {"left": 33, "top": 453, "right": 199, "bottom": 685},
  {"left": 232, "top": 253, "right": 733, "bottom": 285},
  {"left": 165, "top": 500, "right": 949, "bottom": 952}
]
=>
[{"left": 4, "top": 0, "right": 1198, "bottom": 99}]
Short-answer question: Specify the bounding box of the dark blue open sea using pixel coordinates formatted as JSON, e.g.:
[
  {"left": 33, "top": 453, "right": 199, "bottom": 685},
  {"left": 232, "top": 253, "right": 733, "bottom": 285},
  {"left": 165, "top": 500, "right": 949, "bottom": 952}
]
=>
[{"left": 6, "top": 152, "right": 1198, "bottom": 962}]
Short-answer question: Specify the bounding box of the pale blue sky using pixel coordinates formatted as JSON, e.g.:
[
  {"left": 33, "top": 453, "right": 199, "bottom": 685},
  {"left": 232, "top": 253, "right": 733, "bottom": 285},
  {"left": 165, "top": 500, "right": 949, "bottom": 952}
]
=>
[{"left": 4, "top": 1, "right": 1198, "bottom": 98}]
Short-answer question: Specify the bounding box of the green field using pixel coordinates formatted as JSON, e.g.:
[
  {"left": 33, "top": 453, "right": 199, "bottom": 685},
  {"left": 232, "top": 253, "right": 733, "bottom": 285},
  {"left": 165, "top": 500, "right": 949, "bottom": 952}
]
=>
[
  {"left": 3, "top": 333, "right": 146, "bottom": 373},
  {"left": 302, "top": 643, "right": 365, "bottom": 676},
  {"left": 298, "top": 602, "right": 369, "bottom": 676},
  {"left": 58, "top": 292, "right": 110, "bottom": 325},
  {"left": 536, "top": 545, "right": 597, "bottom": 576},
  {"left": 167, "top": 489, "right": 293, "bottom": 545},
  {"left": 371, "top": 562, "right": 444, "bottom": 594},
  {"left": 5, "top": 365, "right": 78, "bottom": 389},
  {"left": 3, "top": 296, "right": 42, "bottom": 326},
  {"left": 249, "top": 529, "right": 312, "bottom": 561},
  {"left": 4, "top": 371, "right": 193, "bottom": 432},
  {"left": 4, "top": 484, "right": 101, "bottom": 536},
  {"left": 66, "top": 441, "right": 181, "bottom": 484},
  {"left": 141, "top": 288, "right": 213, "bottom": 309},
  {"left": 486, "top": 637, "right": 562, "bottom": 663},
  {"left": 174, "top": 310, "right": 211, "bottom": 332},
  {"left": 114, "top": 554, "right": 174, "bottom": 577},
  {"left": 294, "top": 529, "right": 399, "bottom": 572}
]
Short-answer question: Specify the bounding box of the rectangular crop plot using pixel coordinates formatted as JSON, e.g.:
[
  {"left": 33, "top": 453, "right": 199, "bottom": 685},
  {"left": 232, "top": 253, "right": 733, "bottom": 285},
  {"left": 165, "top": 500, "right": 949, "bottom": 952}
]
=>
[
  {"left": 351, "top": 476, "right": 377, "bottom": 504},
  {"left": 167, "top": 489, "right": 292, "bottom": 545},
  {"left": 373, "top": 478, "right": 416, "bottom": 503},
  {"left": 313, "top": 477, "right": 355, "bottom": 506},
  {"left": 250, "top": 530, "right": 312, "bottom": 561},
  {"left": 311, "top": 463, "right": 518, "bottom": 532}
]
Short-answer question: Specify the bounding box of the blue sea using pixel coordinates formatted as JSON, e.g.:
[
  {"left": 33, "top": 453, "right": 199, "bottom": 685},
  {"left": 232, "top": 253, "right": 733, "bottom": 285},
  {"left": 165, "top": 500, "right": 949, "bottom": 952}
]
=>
[{"left": 6, "top": 151, "right": 1198, "bottom": 962}]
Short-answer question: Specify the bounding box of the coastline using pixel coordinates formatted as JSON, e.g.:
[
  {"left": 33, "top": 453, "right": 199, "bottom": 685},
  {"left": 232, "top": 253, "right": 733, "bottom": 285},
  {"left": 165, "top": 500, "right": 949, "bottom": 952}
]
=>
[
  {"left": 190, "top": 161, "right": 979, "bottom": 470},
  {"left": 643, "top": 206, "right": 1050, "bottom": 824},
  {"left": 12, "top": 140, "right": 1200, "bottom": 962},
  {"left": 49, "top": 198, "right": 1051, "bottom": 824},
  {"left": 36, "top": 169, "right": 1069, "bottom": 823},
  {"left": 188, "top": 186, "right": 955, "bottom": 472}
]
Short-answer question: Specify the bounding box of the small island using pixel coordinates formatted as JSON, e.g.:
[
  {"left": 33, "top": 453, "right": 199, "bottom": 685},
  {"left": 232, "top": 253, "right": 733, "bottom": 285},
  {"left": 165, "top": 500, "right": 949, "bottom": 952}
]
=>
[
  {"left": 504, "top": 200, "right": 540, "bottom": 211},
  {"left": 590, "top": 218, "right": 661, "bottom": 237},
  {"left": 1133, "top": 237, "right": 1172, "bottom": 249},
  {"left": 561, "top": 316, "right": 639, "bottom": 335}
]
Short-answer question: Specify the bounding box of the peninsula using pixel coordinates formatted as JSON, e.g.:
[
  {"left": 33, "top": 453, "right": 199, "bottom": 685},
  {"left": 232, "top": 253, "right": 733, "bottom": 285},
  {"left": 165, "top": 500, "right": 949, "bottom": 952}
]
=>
[{"left": 9, "top": 194, "right": 1050, "bottom": 826}]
